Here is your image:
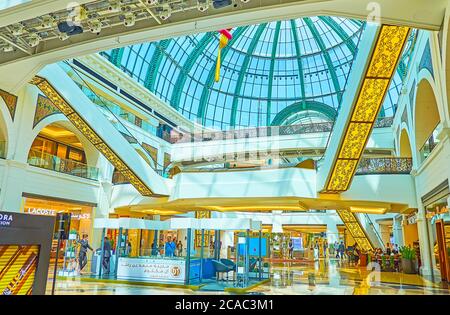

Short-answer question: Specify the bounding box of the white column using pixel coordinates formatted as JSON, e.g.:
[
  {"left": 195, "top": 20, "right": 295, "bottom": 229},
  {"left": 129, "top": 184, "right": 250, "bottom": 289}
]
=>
[
  {"left": 271, "top": 210, "right": 283, "bottom": 233},
  {"left": 0, "top": 160, "right": 28, "bottom": 212},
  {"left": 393, "top": 215, "right": 404, "bottom": 247},
  {"left": 326, "top": 222, "right": 339, "bottom": 244},
  {"left": 416, "top": 207, "right": 438, "bottom": 277},
  {"left": 221, "top": 231, "right": 234, "bottom": 258}
]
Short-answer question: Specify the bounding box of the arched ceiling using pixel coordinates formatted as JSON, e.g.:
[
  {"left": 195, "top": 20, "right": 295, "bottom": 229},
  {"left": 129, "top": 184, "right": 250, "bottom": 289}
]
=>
[{"left": 100, "top": 17, "right": 411, "bottom": 130}]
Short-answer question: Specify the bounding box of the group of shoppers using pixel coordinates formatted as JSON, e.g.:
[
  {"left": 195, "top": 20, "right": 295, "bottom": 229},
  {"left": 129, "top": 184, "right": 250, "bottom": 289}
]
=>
[{"left": 76, "top": 234, "right": 112, "bottom": 275}]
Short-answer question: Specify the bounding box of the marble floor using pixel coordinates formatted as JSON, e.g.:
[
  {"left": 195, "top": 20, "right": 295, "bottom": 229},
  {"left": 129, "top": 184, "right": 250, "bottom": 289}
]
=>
[{"left": 45, "top": 259, "right": 450, "bottom": 295}]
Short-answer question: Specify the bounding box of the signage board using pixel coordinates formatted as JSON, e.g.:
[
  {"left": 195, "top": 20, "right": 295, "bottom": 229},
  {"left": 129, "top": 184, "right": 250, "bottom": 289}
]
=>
[{"left": 117, "top": 257, "right": 187, "bottom": 283}]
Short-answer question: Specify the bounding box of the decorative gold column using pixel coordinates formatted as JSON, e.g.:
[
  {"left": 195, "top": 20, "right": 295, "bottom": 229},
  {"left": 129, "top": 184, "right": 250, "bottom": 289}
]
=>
[{"left": 323, "top": 26, "right": 410, "bottom": 193}]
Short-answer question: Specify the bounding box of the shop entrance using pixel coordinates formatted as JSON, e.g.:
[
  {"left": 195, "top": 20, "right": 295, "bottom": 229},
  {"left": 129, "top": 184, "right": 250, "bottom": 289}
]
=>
[
  {"left": 20, "top": 195, "right": 95, "bottom": 261},
  {"left": 435, "top": 220, "right": 450, "bottom": 281}
]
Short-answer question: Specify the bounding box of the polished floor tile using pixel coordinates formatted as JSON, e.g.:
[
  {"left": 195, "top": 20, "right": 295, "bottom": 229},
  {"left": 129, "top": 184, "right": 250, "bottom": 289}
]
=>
[{"left": 45, "top": 259, "right": 450, "bottom": 295}]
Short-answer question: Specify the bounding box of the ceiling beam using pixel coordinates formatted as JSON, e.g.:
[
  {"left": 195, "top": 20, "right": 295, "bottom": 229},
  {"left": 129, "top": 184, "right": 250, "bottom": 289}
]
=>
[
  {"left": 266, "top": 21, "right": 281, "bottom": 127},
  {"left": 170, "top": 32, "right": 215, "bottom": 110},
  {"left": 230, "top": 23, "right": 267, "bottom": 128}
]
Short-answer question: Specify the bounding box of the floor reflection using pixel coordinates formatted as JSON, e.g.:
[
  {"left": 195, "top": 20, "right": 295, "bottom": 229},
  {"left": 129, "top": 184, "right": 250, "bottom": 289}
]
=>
[{"left": 46, "top": 258, "right": 450, "bottom": 295}]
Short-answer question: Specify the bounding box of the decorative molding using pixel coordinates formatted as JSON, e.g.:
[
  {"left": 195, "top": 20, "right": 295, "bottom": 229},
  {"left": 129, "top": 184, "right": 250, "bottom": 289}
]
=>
[
  {"left": 0, "top": 89, "right": 18, "bottom": 121},
  {"left": 33, "top": 94, "right": 61, "bottom": 128},
  {"left": 409, "top": 79, "right": 416, "bottom": 116},
  {"left": 419, "top": 40, "right": 434, "bottom": 78}
]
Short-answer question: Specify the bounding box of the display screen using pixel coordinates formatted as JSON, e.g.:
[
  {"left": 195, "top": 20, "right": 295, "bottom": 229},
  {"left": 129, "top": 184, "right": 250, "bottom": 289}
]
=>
[
  {"left": 238, "top": 238, "right": 268, "bottom": 257},
  {"left": 0, "top": 245, "right": 40, "bottom": 295}
]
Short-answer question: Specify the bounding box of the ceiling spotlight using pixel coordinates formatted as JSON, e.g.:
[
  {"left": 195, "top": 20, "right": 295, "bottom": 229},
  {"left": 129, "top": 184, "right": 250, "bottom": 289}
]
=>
[
  {"left": 158, "top": 5, "right": 171, "bottom": 20},
  {"left": 89, "top": 20, "right": 102, "bottom": 34},
  {"left": 28, "top": 34, "right": 41, "bottom": 48},
  {"left": 108, "top": 1, "right": 121, "bottom": 12},
  {"left": 58, "top": 32, "right": 69, "bottom": 41},
  {"left": 11, "top": 23, "right": 24, "bottom": 36},
  {"left": 123, "top": 13, "right": 135, "bottom": 27},
  {"left": 212, "top": 0, "right": 232, "bottom": 9},
  {"left": 3, "top": 45, "right": 14, "bottom": 52},
  {"left": 240, "top": 0, "right": 250, "bottom": 3},
  {"left": 40, "top": 16, "right": 55, "bottom": 28},
  {"left": 197, "top": 0, "right": 209, "bottom": 12},
  {"left": 146, "top": 0, "right": 159, "bottom": 4}
]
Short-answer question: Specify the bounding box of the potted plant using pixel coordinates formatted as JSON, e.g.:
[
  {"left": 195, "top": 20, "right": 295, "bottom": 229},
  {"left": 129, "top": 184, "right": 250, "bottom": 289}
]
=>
[{"left": 399, "top": 246, "right": 416, "bottom": 274}]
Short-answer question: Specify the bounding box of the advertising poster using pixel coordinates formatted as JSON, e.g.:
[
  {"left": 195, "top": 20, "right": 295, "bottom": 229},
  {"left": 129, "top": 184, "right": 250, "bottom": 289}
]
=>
[
  {"left": 292, "top": 237, "right": 303, "bottom": 250},
  {"left": 0, "top": 245, "right": 40, "bottom": 295}
]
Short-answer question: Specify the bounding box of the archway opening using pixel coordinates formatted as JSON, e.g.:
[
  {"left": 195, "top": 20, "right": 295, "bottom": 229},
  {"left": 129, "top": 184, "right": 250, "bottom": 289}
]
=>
[
  {"left": 414, "top": 79, "right": 440, "bottom": 162},
  {"left": 27, "top": 122, "right": 99, "bottom": 180},
  {"left": 399, "top": 129, "right": 412, "bottom": 158}
]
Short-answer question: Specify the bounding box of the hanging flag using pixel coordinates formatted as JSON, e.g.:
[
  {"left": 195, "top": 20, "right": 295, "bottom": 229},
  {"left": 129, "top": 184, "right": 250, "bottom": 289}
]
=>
[{"left": 215, "top": 28, "right": 232, "bottom": 82}]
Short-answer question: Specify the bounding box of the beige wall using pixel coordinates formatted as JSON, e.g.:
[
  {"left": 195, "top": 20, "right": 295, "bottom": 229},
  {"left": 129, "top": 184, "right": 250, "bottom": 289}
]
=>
[{"left": 404, "top": 223, "right": 419, "bottom": 247}]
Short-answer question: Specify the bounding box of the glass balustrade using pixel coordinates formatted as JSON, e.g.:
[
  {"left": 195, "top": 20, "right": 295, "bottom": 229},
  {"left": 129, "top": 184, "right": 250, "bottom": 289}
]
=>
[
  {"left": 419, "top": 127, "right": 440, "bottom": 163},
  {"left": 27, "top": 150, "right": 99, "bottom": 180}
]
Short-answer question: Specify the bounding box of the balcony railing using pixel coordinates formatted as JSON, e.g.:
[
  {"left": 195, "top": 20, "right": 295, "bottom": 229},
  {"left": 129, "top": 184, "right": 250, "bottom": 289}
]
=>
[
  {"left": 28, "top": 150, "right": 99, "bottom": 180},
  {"left": 169, "top": 117, "right": 394, "bottom": 144},
  {"left": 419, "top": 128, "right": 440, "bottom": 163},
  {"left": 0, "top": 141, "right": 6, "bottom": 159},
  {"left": 356, "top": 157, "right": 412, "bottom": 175}
]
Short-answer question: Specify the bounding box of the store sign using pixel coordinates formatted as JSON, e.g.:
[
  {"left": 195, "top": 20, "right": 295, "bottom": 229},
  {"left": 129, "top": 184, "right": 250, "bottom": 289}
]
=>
[
  {"left": 117, "top": 258, "right": 186, "bottom": 283},
  {"left": 25, "top": 208, "right": 90, "bottom": 220},
  {"left": 407, "top": 213, "right": 417, "bottom": 225},
  {"left": 426, "top": 206, "right": 448, "bottom": 220},
  {"left": 0, "top": 213, "right": 13, "bottom": 227}
]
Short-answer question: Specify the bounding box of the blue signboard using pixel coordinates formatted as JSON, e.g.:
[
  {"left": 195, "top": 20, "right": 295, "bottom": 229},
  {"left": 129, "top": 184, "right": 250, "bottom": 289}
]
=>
[{"left": 238, "top": 238, "right": 267, "bottom": 257}]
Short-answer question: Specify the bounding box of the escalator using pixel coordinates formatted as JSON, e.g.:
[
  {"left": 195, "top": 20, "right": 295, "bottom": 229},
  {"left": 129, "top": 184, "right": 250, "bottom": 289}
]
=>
[
  {"left": 30, "top": 64, "right": 169, "bottom": 196},
  {"left": 317, "top": 24, "right": 410, "bottom": 252},
  {"left": 336, "top": 209, "right": 385, "bottom": 252}
]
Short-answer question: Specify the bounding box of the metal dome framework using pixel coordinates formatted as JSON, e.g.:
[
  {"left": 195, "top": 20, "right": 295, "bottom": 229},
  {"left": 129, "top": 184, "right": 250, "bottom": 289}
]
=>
[{"left": 101, "top": 17, "right": 407, "bottom": 130}]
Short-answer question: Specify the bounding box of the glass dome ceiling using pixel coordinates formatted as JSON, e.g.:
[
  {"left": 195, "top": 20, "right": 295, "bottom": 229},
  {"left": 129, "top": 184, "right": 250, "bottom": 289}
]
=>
[{"left": 101, "top": 17, "right": 406, "bottom": 130}]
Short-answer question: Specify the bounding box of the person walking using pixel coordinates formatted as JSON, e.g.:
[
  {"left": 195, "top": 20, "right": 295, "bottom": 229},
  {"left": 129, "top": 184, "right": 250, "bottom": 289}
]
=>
[
  {"left": 288, "top": 239, "right": 294, "bottom": 259},
  {"left": 338, "top": 241, "right": 345, "bottom": 260},
  {"left": 77, "top": 234, "right": 93, "bottom": 274},
  {"left": 102, "top": 236, "right": 112, "bottom": 275},
  {"left": 165, "top": 236, "right": 176, "bottom": 257},
  {"left": 313, "top": 241, "right": 319, "bottom": 260},
  {"left": 323, "top": 240, "right": 328, "bottom": 258}
]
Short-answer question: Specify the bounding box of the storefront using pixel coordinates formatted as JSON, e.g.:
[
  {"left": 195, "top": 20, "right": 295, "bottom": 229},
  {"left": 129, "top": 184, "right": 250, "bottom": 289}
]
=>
[
  {"left": 20, "top": 194, "right": 95, "bottom": 259},
  {"left": 422, "top": 179, "right": 450, "bottom": 281}
]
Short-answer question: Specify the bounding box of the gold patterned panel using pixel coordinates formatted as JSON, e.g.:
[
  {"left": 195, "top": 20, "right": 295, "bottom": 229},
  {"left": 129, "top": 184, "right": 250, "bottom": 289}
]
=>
[
  {"left": 367, "top": 26, "right": 410, "bottom": 78},
  {"left": 33, "top": 95, "right": 60, "bottom": 127},
  {"left": 66, "top": 113, "right": 103, "bottom": 145},
  {"left": 336, "top": 209, "right": 374, "bottom": 251},
  {"left": 0, "top": 89, "right": 18, "bottom": 121},
  {"left": 323, "top": 25, "right": 410, "bottom": 193},
  {"left": 351, "top": 79, "right": 389, "bottom": 122},
  {"left": 327, "top": 159, "right": 357, "bottom": 191},
  {"left": 119, "top": 169, "right": 153, "bottom": 196},
  {"left": 32, "top": 79, "right": 74, "bottom": 116},
  {"left": 338, "top": 123, "right": 372, "bottom": 159},
  {"left": 96, "top": 143, "right": 127, "bottom": 171},
  {"left": 337, "top": 209, "right": 354, "bottom": 222}
]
